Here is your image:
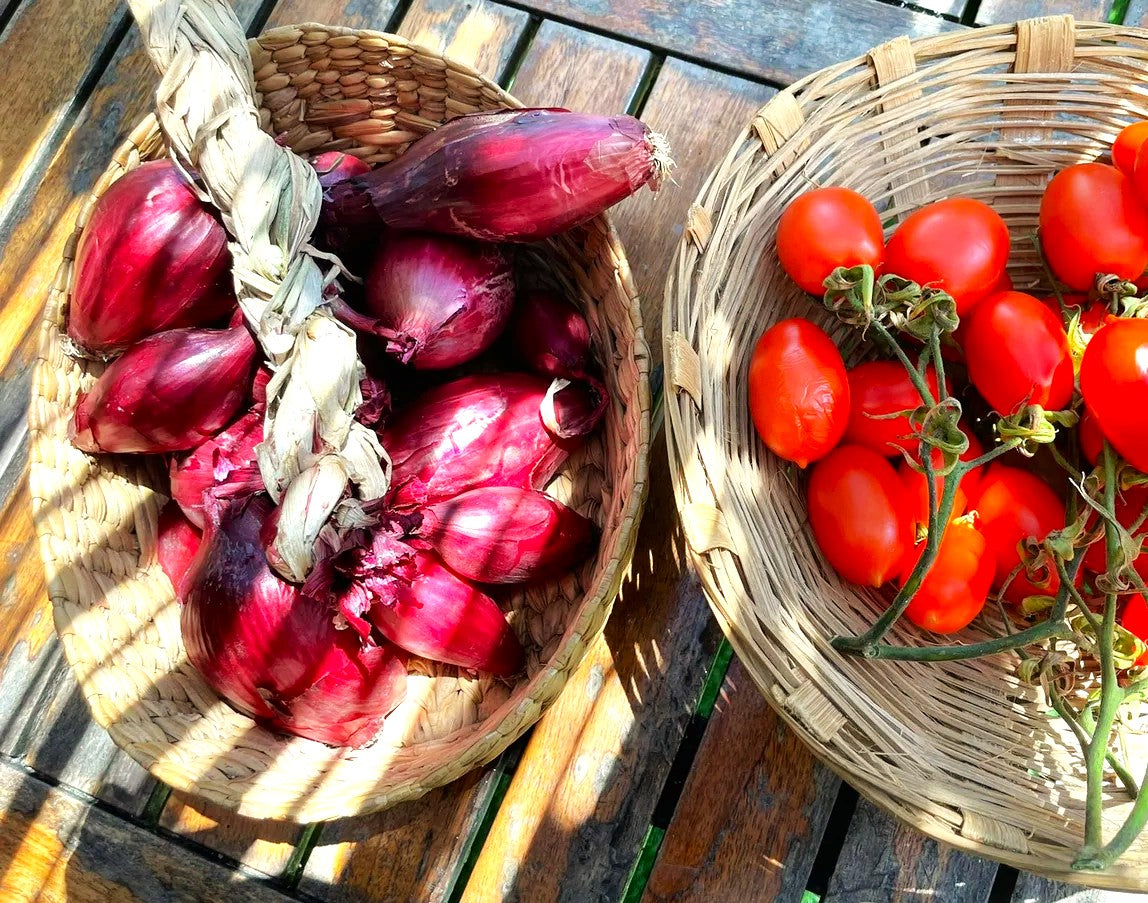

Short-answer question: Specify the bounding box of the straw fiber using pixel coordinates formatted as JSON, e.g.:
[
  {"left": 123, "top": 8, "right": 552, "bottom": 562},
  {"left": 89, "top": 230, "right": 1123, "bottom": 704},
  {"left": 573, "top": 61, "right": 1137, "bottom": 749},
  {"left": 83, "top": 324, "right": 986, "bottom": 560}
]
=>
[
  {"left": 27, "top": 20, "right": 650, "bottom": 822},
  {"left": 664, "top": 15, "right": 1148, "bottom": 889}
]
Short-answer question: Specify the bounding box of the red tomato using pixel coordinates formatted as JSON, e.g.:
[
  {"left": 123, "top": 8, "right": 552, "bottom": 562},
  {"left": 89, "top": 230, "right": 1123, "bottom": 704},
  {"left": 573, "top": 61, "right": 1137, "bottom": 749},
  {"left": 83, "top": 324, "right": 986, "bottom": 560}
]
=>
[
  {"left": 963, "top": 291, "right": 1073, "bottom": 415},
  {"left": 1041, "top": 163, "right": 1148, "bottom": 291},
  {"left": 807, "top": 445, "right": 913, "bottom": 587},
  {"left": 1120, "top": 593, "right": 1148, "bottom": 668},
  {"left": 992, "top": 270, "right": 1013, "bottom": 294},
  {"left": 1113, "top": 122, "right": 1148, "bottom": 176},
  {"left": 1080, "top": 317, "right": 1148, "bottom": 474},
  {"left": 776, "top": 187, "right": 885, "bottom": 296},
  {"left": 968, "top": 464, "right": 1065, "bottom": 605},
  {"left": 899, "top": 516, "right": 993, "bottom": 633},
  {"left": 884, "top": 198, "right": 1010, "bottom": 315},
  {"left": 897, "top": 427, "right": 983, "bottom": 528},
  {"left": 1080, "top": 408, "right": 1104, "bottom": 468},
  {"left": 844, "top": 361, "right": 944, "bottom": 457},
  {"left": 748, "top": 318, "right": 850, "bottom": 468}
]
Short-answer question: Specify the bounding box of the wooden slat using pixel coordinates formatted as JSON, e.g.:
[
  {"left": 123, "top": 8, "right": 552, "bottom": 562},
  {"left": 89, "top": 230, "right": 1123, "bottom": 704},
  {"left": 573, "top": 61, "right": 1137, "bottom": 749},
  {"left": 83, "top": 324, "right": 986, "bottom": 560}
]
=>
[
  {"left": 0, "top": 0, "right": 126, "bottom": 245},
  {"left": 912, "top": 0, "right": 966, "bottom": 17},
  {"left": 823, "top": 800, "right": 999, "bottom": 902},
  {"left": 1010, "top": 871, "right": 1143, "bottom": 901},
  {"left": 1, "top": 0, "right": 267, "bottom": 817},
  {"left": 0, "top": 761, "right": 296, "bottom": 903},
  {"left": 1125, "top": 0, "right": 1148, "bottom": 24},
  {"left": 610, "top": 58, "right": 775, "bottom": 367},
  {"left": 642, "top": 659, "right": 841, "bottom": 903},
  {"left": 508, "top": 21, "right": 650, "bottom": 113},
  {"left": 486, "top": 0, "right": 961, "bottom": 85},
  {"left": 299, "top": 768, "right": 499, "bottom": 903},
  {"left": 975, "top": 1, "right": 1109, "bottom": 24},
  {"left": 396, "top": 0, "right": 529, "bottom": 81}
]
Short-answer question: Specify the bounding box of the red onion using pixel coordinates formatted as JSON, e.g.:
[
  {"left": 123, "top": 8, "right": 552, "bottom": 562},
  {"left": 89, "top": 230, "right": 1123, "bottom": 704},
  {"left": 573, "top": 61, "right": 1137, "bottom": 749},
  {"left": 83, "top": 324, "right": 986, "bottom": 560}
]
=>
[
  {"left": 169, "top": 409, "right": 264, "bottom": 529},
  {"left": 310, "top": 151, "right": 370, "bottom": 189},
  {"left": 512, "top": 290, "right": 591, "bottom": 379},
  {"left": 157, "top": 501, "right": 201, "bottom": 597},
  {"left": 345, "top": 232, "right": 515, "bottom": 370},
  {"left": 71, "top": 323, "right": 258, "bottom": 454},
  {"left": 367, "top": 550, "right": 524, "bottom": 676},
  {"left": 181, "top": 495, "right": 407, "bottom": 747},
  {"left": 415, "top": 487, "right": 596, "bottom": 584},
  {"left": 68, "top": 160, "right": 235, "bottom": 355},
  {"left": 321, "top": 109, "right": 671, "bottom": 243},
  {"left": 381, "top": 372, "right": 605, "bottom": 510},
  {"left": 356, "top": 370, "right": 392, "bottom": 428}
]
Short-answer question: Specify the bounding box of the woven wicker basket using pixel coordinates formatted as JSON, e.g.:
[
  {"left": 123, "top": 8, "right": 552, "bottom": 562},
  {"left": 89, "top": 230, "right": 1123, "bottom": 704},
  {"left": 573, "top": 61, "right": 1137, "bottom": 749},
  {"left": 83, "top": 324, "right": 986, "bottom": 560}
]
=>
[
  {"left": 27, "top": 23, "right": 650, "bottom": 822},
  {"left": 664, "top": 15, "right": 1148, "bottom": 890}
]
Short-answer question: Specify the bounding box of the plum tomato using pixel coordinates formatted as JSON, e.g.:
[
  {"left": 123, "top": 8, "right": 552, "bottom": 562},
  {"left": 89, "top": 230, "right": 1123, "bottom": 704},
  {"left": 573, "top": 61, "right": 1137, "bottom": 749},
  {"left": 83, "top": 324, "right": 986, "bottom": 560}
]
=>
[
  {"left": 807, "top": 445, "right": 913, "bottom": 587},
  {"left": 899, "top": 516, "right": 993, "bottom": 633},
  {"left": 776, "top": 187, "right": 885, "bottom": 296},
  {"left": 844, "top": 361, "right": 944, "bottom": 457},
  {"left": 1080, "top": 317, "right": 1148, "bottom": 475},
  {"left": 748, "top": 318, "right": 850, "bottom": 468}
]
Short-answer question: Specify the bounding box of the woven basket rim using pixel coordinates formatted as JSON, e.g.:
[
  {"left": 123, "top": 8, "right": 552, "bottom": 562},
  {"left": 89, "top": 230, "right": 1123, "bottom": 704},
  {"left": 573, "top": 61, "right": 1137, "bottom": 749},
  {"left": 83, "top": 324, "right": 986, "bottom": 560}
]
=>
[
  {"left": 27, "top": 21, "right": 651, "bottom": 822},
  {"left": 662, "top": 13, "right": 1148, "bottom": 890}
]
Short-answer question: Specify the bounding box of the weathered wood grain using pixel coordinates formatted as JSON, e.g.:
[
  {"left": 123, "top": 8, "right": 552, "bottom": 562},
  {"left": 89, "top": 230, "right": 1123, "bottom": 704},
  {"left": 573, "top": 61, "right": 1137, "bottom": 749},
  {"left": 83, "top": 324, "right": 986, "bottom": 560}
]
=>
[
  {"left": 1124, "top": 0, "right": 1148, "bottom": 24},
  {"left": 0, "top": 0, "right": 126, "bottom": 244},
  {"left": 487, "top": 0, "right": 961, "bottom": 85},
  {"left": 0, "top": 761, "right": 297, "bottom": 903},
  {"left": 823, "top": 800, "right": 999, "bottom": 903},
  {"left": 397, "top": 0, "right": 530, "bottom": 81},
  {"left": 508, "top": 21, "right": 650, "bottom": 113},
  {"left": 299, "top": 768, "right": 500, "bottom": 903},
  {"left": 642, "top": 659, "right": 841, "bottom": 903},
  {"left": 975, "top": 1, "right": 1109, "bottom": 24},
  {"left": 1010, "top": 871, "right": 1143, "bottom": 901},
  {"left": 609, "top": 59, "right": 775, "bottom": 367},
  {"left": 912, "top": 0, "right": 965, "bottom": 17},
  {"left": 458, "top": 451, "right": 720, "bottom": 903},
  {"left": 0, "top": 0, "right": 267, "bottom": 816}
]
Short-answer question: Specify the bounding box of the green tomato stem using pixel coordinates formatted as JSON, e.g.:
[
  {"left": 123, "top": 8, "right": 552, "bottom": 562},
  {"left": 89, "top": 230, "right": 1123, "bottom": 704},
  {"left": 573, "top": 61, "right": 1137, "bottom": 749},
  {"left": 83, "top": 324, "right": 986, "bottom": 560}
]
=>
[{"left": 872, "top": 321, "right": 936, "bottom": 407}]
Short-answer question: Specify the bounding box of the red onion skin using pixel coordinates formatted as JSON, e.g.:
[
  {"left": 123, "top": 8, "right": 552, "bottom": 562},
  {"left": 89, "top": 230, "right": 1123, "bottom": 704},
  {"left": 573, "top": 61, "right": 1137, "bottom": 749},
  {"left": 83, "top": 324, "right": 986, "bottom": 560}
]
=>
[
  {"left": 157, "top": 501, "right": 201, "bottom": 598},
  {"left": 367, "top": 550, "right": 524, "bottom": 676},
  {"left": 322, "top": 109, "right": 667, "bottom": 243},
  {"left": 511, "top": 290, "right": 591, "bottom": 379},
  {"left": 381, "top": 373, "right": 600, "bottom": 510},
  {"left": 364, "top": 232, "right": 515, "bottom": 370},
  {"left": 68, "top": 160, "right": 235, "bottom": 354},
  {"left": 169, "top": 409, "right": 264, "bottom": 529},
  {"left": 181, "top": 496, "right": 407, "bottom": 747},
  {"left": 417, "top": 487, "right": 596, "bottom": 584},
  {"left": 71, "top": 324, "right": 259, "bottom": 454},
  {"left": 310, "top": 151, "right": 371, "bottom": 189}
]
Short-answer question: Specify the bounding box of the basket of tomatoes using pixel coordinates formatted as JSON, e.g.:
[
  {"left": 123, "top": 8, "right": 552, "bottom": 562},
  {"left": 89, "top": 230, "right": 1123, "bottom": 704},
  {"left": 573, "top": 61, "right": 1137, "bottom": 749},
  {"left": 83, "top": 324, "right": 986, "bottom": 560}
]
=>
[
  {"left": 664, "top": 15, "right": 1148, "bottom": 889},
  {"left": 27, "top": 0, "right": 662, "bottom": 820}
]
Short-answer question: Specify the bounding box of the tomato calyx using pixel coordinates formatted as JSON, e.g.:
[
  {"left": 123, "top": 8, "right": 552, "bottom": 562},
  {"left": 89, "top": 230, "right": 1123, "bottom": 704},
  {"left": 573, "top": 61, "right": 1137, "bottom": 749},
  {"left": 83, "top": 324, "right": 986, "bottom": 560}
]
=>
[
  {"left": 822, "top": 264, "right": 959, "bottom": 340},
  {"left": 995, "top": 404, "right": 1076, "bottom": 455}
]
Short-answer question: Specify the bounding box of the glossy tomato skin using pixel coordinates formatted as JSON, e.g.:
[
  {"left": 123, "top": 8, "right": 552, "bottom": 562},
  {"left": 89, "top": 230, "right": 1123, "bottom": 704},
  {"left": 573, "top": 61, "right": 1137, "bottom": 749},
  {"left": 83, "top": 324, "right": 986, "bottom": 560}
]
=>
[
  {"left": 807, "top": 445, "right": 913, "bottom": 587},
  {"left": 967, "top": 464, "right": 1065, "bottom": 605},
  {"left": 1114, "top": 122, "right": 1148, "bottom": 176},
  {"left": 844, "top": 361, "right": 944, "bottom": 457},
  {"left": 1081, "top": 318, "right": 1148, "bottom": 474},
  {"left": 883, "top": 198, "right": 1010, "bottom": 315},
  {"left": 1041, "top": 163, "right": 1148, "bottom": 291},
  {"left": 1121, "top": 593, "right": 1148, "bottom": 668},
  {"left": 1079, "top": 408, "right": 1104, "bottom": 468},
  {"left": 963, "top": 291, "right": 1073, "bottom": 415},
  {"left": 776, "top": 187, "right": 884, "bottom": 295},
  {"left": 900, "top": 517, "right": 994, "bottom": 633},
  {"left": 748, "top": 318, "right": 849, "bottom": 468}
]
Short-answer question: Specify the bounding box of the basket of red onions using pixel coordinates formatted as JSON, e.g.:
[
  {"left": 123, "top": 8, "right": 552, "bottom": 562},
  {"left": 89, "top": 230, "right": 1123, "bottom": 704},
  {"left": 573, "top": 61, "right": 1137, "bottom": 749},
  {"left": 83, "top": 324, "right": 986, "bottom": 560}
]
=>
[{"left": 26, "top": 0, "right": 665, "bottom": 821}]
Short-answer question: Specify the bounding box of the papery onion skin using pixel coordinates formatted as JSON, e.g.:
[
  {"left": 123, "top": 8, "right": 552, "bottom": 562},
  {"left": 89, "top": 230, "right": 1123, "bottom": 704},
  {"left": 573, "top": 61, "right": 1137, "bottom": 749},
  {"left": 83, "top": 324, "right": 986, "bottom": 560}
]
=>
[
  {"left": 367, "top": 549, "right": 524, "bottom": 676},
  {"left": 169, "top": 409, "right": 264, "bottom": 529},
  {"left": 68, "top": 160, "right": 235, "bottom": 354},
  {"left": 181, "top": 496, "right": 407, "bottom": 748},
  {"left": 157, "top": 501, "right": 201, "bottom": 598},
  {"left": 321, "top": 109, "right": 670, "bottom": 243},
  {"left": 364, "top": 232, "right": 515, "bottom": 370},
  {"left": 380, "top": 372, "right": 602, "bottom": 510},
  {"left": 417, "top": 487, "right": 596, "bottom": 584},
  {"left": 71, "top": 324, "right": 259, "bottom": 454},
  {"left": 511, "top": 290, "right": 592, "bottom": 379}
]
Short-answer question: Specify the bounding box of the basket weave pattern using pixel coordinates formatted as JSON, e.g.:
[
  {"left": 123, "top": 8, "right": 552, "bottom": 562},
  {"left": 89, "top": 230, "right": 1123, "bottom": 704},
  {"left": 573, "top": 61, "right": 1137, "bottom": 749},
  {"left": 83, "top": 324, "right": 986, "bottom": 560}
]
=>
[
  {"left": 27, "top": 24, "right": 650, "bottom": 822},
  {"left": 664, "top": 16, "right": 1148, "bottom": 889}
]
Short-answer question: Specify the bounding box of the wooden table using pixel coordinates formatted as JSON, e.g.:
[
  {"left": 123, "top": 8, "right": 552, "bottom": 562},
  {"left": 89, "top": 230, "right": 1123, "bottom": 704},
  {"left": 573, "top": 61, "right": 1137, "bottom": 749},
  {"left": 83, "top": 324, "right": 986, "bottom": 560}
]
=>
[{"left": 1, "top": 0, "right": 1145, "bottom": 900}]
